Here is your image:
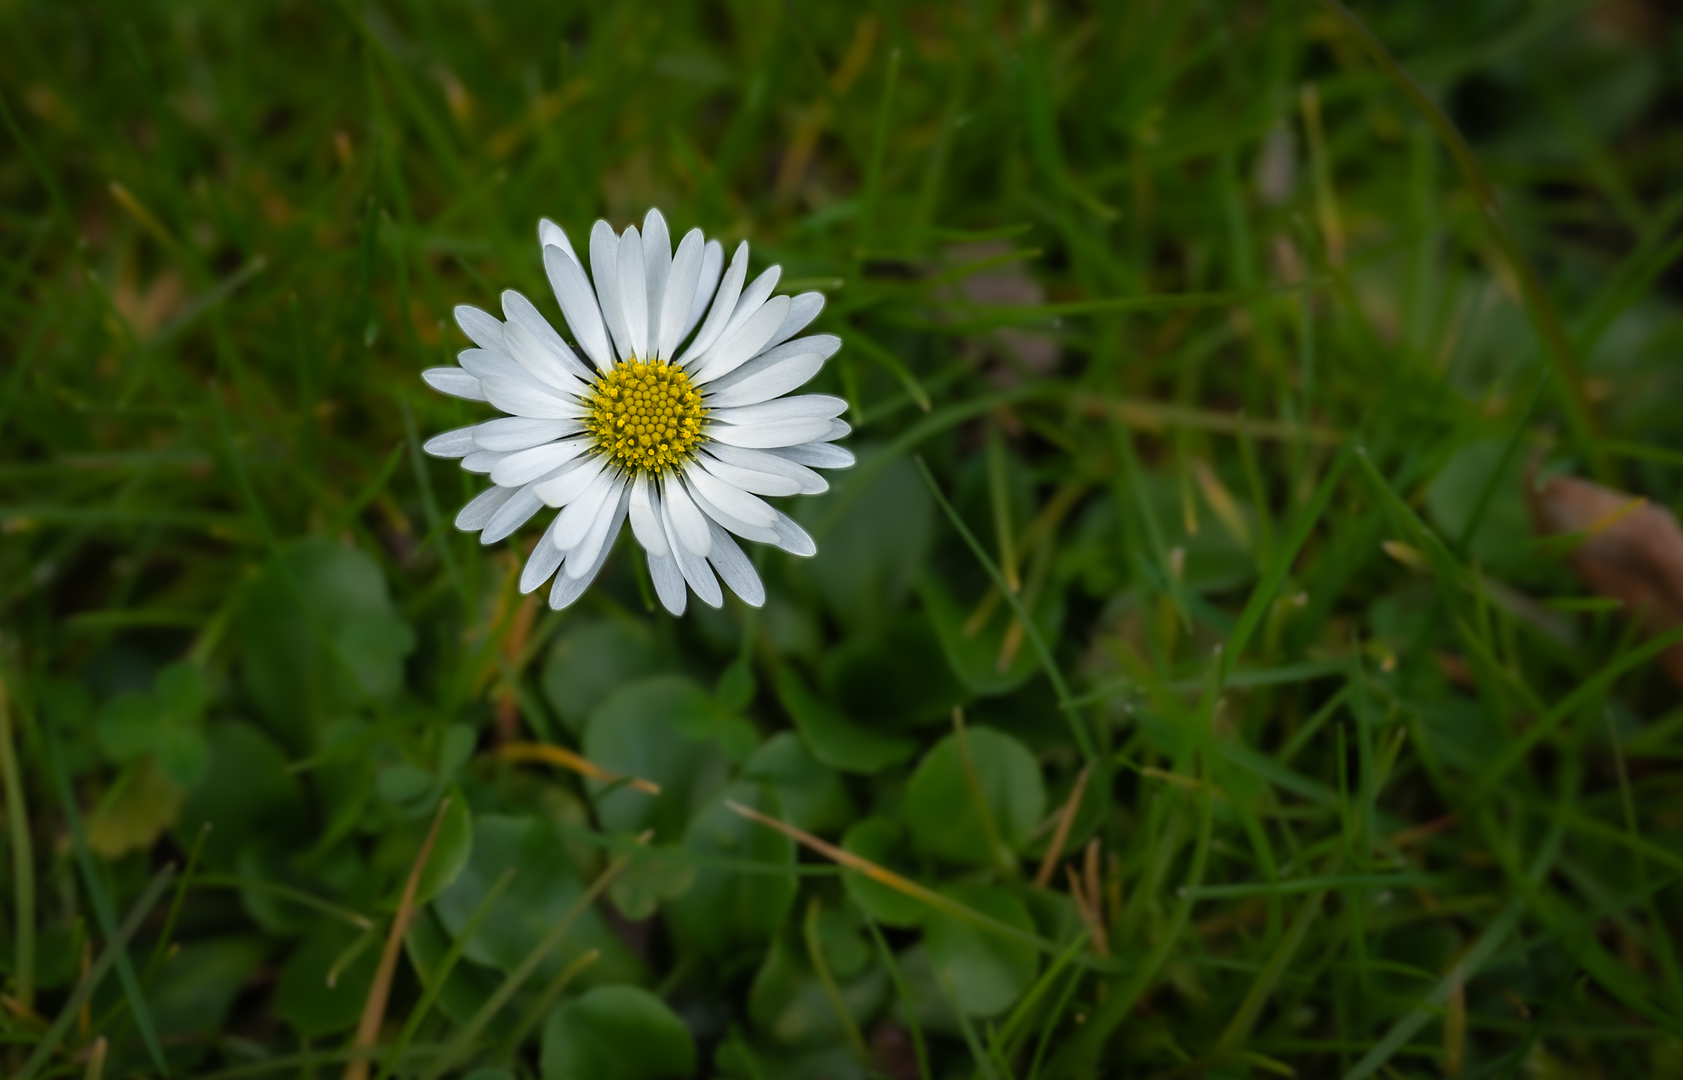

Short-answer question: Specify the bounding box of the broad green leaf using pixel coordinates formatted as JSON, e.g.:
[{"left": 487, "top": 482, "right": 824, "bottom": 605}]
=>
[
  {"left": 154, "top": 725, "right": 209, "bottom": 788},
  {"left": 819, "top": 618, "right": 966, "bottom": 728},
  {"left": 273, "top": 924, "right": 378, "bottom": 1036},
  {"left": 237, "top": 539, "right": 415, "bottom": 746},
  {"left": 840, "top": 818, "right": 926, "bottom": 928},
  {"left": 86, "top": 758, "right": 185, "bottom": 860},
  {"left": 715, "top": 654, "right": 757, "bottom": 713},
  {"left": 405, "top": 909, "right": 507, "bottom": 1031},
  {"left": 433, "top": 815, "right": 643, "bottom": 987},
  {"left": 918, "top": 572, "right": 1066, "bottom": 696},
  {"left": 903, "top": 727, "right": 1046, "bottom": 866},
  {"left": 743, "top": 732, "right": 856, "bottom": 834},
  {"left": 438, "top": 722, "right": 476, "bottom": 777},
  {"left": 148, "top": 936, "right": 271, "bottom": 1037},
  {"left": 582, "top": 675, "right": 740, "bottom": 839},
  {"left": 665, "top": 783, "right": 797, "bottom": 956},
  {"left": 795, "top": 452, "right": 934, "bottom": 631},
  {"left": 607, "top": 848, "right": 698, "bottom": 921},
  {"left": 921, "top": 884, "right": 1039, "bottom": 1017},
  {"left": 775, "top": 668, "right": 915, "bottom": 775},
  {"left": 154, "top": 662, "right": 209, "bottom": 721},
  {"left": 376, "top": 762, "right": 435, "bottom": 805},
  {"left": 540, "top": 985, "right": 697, "bottom": 1080},
  {"left": 95, "top": 691, "right": 162, "bottom": 762},
  {"left": 747, "top": 934, "right": 888, "bottom": 1048},
  {"left": 541, "top": 616, "right": 668, "bottom": 733},
  {"left": 415, "top": 788, "right": 474, "bottom": 904},
  {"left": 94, "top": 662, "right": 211, "bottom": 784}
]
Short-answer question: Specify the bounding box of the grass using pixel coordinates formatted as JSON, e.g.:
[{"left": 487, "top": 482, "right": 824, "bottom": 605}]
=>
[{"left": 3, "top": 0, "right": 1683, "bottom": 1077}]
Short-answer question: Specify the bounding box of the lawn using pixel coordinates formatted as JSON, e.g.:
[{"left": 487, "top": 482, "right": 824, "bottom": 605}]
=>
[{"left": 3, "top": 1, "right": 1683, "bottom": 1077}]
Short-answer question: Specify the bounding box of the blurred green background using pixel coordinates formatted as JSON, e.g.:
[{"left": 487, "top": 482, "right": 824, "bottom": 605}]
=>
[{"left": 3, "top": 1, "right": 1683, "bottom": 1077}]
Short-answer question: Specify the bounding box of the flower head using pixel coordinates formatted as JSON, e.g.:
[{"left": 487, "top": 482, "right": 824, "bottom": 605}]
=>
[{"left": 422, "top": 210, "right": 853, "bottom": 615}]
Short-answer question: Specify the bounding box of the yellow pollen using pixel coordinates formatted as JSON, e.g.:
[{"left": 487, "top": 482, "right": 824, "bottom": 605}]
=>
[{"left": 584, "top": 358, "right": 706, "bottom": 475}]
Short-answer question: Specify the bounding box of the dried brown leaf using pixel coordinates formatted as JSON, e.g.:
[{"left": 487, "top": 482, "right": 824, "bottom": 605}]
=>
[{"left": 1529, "top": 473, "right": 1683, "bottom": 687}]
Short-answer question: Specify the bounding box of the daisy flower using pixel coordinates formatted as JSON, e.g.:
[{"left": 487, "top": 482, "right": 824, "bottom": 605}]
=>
[{"left": 421, "top": 209, "right": 853, "bottom": 615}]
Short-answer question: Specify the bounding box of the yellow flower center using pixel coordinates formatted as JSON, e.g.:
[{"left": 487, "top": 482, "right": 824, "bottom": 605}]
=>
[{"left": 584, "top": 358, "right": 706, "bottom": 476}]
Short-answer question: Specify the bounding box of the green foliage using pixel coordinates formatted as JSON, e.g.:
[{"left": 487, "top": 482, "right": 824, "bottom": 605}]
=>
[
  {"left": 540, "top": 985, "right": 697, "bottom": 1080},
  {"left": 904, "top": 727, "right": 1047, "bottom": 867},
  {"left": 2, "top": 0, "right": 1682, "bottom": 1077}
]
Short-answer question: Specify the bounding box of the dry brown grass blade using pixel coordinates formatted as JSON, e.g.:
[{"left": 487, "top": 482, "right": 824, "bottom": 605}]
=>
[
  {"left": 81, "top": 1036, "right": 107, "bottom": 1080},
  {"left": 1444, "top": 970, "right": 1466, "bottom": 1077},
  {"left": 342, "top": 796, "right": 451, "bottom": 1080},
  {"left": 1063, "top": 863, "right": 1109, "bottom": 958},
  {"left": 1529, "top": 473, "right": 1683, "bottom": 687},
  {"left": 1033, "top": 764, "right": 1091, "bottom": 888},
  {"left": 725, "top": 799, "right": 1059, "bottom": 959},
  {"left": 492, "top": 741, "right": 661, "bottom": 795},
  {"left": 1083, "top": 839, "right": 1110, "bottom": 957}
]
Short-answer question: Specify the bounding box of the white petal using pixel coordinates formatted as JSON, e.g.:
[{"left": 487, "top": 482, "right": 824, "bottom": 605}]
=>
[
  {"left": 502, "top": 290, "right": 593, "bottom": 384},
  {"left": 684, "top": 240, "right": 724, "bottom": 340},
  {"left": 677, "top": 241, "right": 747, "bottom": 365},
  {"left": 628, "top": 472, "right": 669, "bottom": 558},
  {"left": 710, "top": 394, "right": 847, "bottom": 427},
  {"left": 544, "top": 244, "right": 613, "bottom": 370},
  {"left": 772, "top": 510, "right": 817, "bottom": 557},
  {"left": 551, "top": 491, "right": 629, "bottom": 610},
  {"left": 460, "top": 350, "right": 575, "bottom": 408},
  {"left": 461, "top": 449, "right": 515, "bottom": 475},
  {"left": 490, "top": 437, "right": 589, "bottom": 487},
  {"left": 824, "top": 418, "right": 851, "bottom": 442},
  {"left": 706, "top": 518, "right": 765, "bottom": 607},
  {"left": 538, "top": 218, "right": 582, "bottom": 269},
  {"left": 617, "top": 226, "right": 649, "bottom": 360},
  {"left": 703, "top": 351, "right": 823, "bottom": 409},
  {"left": 708, "top": 443, "right": 829, "bottom": 493},
  {"left": 422, "top": 367, "right": 486, "bottom": 402},
  {"left": 661, "top": 472, "right": 712, "bottom": 557},
  {"left": 564, "top": 476, "right": 628, "bottom": 577},
  {"left": 647, "top": 551, "right": 687, "bottom": 615},
  {"left": 659, "top": 229, "right": 704, "bottom": 361},
  {"left": 454, "top": 305, "right": 504, "bottom": 351},
  {"left": 552, "top": 467, "right": 619, "bottom": 551},
  {"left": 502, "top": 322, "right": 587, "bottom": 397},
  {"left": 481, "top": 376, "right": 585, "bottom": 420},
  {"left": 697, "top": 448, "right": 805, "bottom": 497},
  {"left": 473, "top": 416, "right": 584, "bottom": 452},
  {"left": 684, "top": 463, "right": 777, "bottom": 527},
  {"left": 706, "top": 333, "right": 839, "bottom": 389},
  {"left": 683, "top": 480, "right": 779, "bottom": 544},
  {"left": 482, "top": 480, "right": 547, "bottom": 544},
  {"left": 456, "top": 348, "right": 521, "bottom": 381},
  {"left": 455, "top": 485, "right": 515, "bottom": 531},
  {"left": 642, "top": 209, "right": 671, "bottom": 351},
  {"left": 591, "top": 220, "right": 630, "bottom": 362},
  {"left": 424, "top": 426, "right": 479, "bottom": 458},
  {"left": 694, "top": 294, "right": 791, "bottom": 383},
  {"left": 765, "top": 292, "right": 825, "bottom": 352},
  {"left": 520, "top": 514, "right": 565, "bottom": 593},
  {"left": 714, "top": 264, "right": 782, "bottom": 352},
  {"left": 771, "top": 441, "right": 856, "bottom": 469},
  {"left": 702, "top": 333, "right": 838, "bottom": 397},
  {"left": 533, "top": 454, "right": 607, "bottom": 507},
  {"left": 662, "top": 494, "right": 722, "bottom": 607},
  {"left": 707, "top": 416, "right": 835, "bottom": 448}
]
